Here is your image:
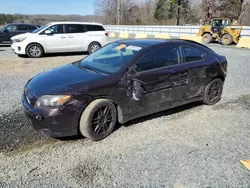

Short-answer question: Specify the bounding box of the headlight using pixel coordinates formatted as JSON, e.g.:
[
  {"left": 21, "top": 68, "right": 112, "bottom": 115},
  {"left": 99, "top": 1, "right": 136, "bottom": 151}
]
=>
[
  {"left": 12, "top": 38, "right": 27, "bottom": 43},
  {"left": 35, "top": 95, "right": 71, "bottom": 108}
]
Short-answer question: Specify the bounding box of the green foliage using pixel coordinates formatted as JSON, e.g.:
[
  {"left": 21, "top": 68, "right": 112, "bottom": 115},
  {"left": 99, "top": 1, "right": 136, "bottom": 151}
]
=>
[
  {"left": 154, "top": 0, "right": 190, "bottom": 25},
  {"left": 154, "top": 0, "right": 169, "bottom": 21},
  {"left": 0, "top": 14, "right": 16, "bottom": 24}
]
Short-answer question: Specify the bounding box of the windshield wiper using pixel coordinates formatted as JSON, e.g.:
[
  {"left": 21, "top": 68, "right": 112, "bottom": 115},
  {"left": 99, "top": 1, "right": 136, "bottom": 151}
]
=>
[{"left": 81, "top": 65, "right": 102, "bottom": 75}]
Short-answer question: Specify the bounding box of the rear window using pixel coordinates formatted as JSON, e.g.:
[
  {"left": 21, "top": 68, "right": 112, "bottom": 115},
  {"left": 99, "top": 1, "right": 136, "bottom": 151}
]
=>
[
  {"left": 18, "top": 25, "right": 28, "bottom": 30},
  {"left": 86, "top": 25, "right": 105, "bottom": 31},
  {"left": 28, "top": 25, "right": 37, "bottom": 30},
  {"left": 183, "top": 45, "right": 206, "bottom": 63}
]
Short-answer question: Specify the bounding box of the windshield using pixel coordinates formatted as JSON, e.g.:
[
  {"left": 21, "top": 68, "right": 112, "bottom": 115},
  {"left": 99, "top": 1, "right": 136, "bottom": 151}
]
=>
[
  {"left": 79, "top": 42, "right": 143, "bottom": 74},
  {"left": 32, "top": 24, "right": 49, "bottom": 33}
]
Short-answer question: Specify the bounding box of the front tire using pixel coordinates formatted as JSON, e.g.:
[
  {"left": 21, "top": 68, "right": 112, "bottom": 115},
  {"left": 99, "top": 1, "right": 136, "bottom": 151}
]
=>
[
  {"left": 17, "top": 54, "right": 27, "bottom": 58},
  {"left": 88, "top": 42, "right": 101, "bottom": 54},
  {"left": 26, "top": 43, "right": 44, "bottom": 58},
  {"left": 221, "top": 34, "right": 233, "bottom": 45},
  {"left": 79, "top": 99, "right": 117, "bottom": 141},
  {"left": 203, "top": 78, "right": 224, "bottom": 105}
]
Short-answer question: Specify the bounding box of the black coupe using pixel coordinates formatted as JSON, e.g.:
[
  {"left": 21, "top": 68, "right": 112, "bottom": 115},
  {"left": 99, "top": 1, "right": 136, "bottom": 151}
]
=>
[{"left": 22, "top": 39, "right": 227, "bottom": 140}]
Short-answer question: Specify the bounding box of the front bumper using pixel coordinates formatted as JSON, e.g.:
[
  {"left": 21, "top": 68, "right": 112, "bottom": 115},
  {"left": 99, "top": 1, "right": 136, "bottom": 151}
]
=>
[
  {"left": 22, "top": 93, "right": 86, "bottom": 137},
  {"left": 11, "top": 42, "right": 26, "bottom": 55}
]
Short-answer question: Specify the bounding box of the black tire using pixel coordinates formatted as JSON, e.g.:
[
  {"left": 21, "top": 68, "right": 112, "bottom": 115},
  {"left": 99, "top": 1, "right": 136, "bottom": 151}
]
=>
[
  {"left": 26, "top": 43, "right": 44, "bottom": 58},
  {"left": 221, "top": 34, "right": 233, "bottom": 45},
  {"left": 79, "top": 99, "right": 117, "bottom": 141},
  {"left": 203, "top": 78, "right": 224, "bottom": 105},
  {"left": 17, "top": 54, "right": 27, "bottom": 58},
  {"left": 88, "top": 42, "right": 101, "bottom": 54},
  {"left": 202, "top": 33, "right": 213, "bottom": 44}
]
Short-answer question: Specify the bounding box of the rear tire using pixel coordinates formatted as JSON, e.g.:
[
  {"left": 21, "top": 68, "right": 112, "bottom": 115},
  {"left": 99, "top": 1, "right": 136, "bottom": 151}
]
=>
[
  {"left": 221, "top": 34, "right": 233, "bottom": 45},
  {"left": 79, "top": 99, "right": 117, "bottom": 141},
  {"left": 88, "top": 42, "right": 101, "bottom": 54},
  {"left": 203, "top": 78, "right": 224, "bottom": 105},
  {"left": 26, "top": 43, "right": 44, "bottom": 58},
  {"left": 202, "top": 33, "right": 213, "bottom": 44}
]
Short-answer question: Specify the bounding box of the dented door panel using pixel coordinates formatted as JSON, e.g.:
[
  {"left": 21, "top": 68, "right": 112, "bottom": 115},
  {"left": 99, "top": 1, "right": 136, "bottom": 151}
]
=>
[
  {"left": 127, "top": 64, "right": 190, "bottom": 115},
  {"left": 127, "top": 68, "right": 174, "bottom": 114}
]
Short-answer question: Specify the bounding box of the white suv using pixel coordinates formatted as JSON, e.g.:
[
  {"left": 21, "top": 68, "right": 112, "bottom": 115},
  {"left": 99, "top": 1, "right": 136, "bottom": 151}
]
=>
[{"left": 11, "top": 22, "right": 109, "bottom": 58}]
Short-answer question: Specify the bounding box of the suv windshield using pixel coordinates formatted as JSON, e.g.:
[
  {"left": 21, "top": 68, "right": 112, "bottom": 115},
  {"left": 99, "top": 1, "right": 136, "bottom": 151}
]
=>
[
  {"left": 79, "top": 42, "right": 143, "bottom": 74},
  {"left": 32, "top": 24, "right": 49, "bottom": 33}
]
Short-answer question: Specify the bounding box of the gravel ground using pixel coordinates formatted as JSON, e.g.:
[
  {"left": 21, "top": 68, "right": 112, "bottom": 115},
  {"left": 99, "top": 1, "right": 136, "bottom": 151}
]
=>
[{"left": 0, "top": 44, "right": 250, "bottom": 187}]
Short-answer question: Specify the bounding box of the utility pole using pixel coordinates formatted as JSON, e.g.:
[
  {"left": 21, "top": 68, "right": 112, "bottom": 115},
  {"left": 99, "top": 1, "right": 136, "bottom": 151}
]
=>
[{"left": 117, "top": 0, "right": 120, "bottom": 25}]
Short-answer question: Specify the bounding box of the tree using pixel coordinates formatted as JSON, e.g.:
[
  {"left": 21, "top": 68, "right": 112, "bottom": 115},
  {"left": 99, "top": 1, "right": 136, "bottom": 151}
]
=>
[
  {"left": 239, "top": 2, "right": 250, "bottom": 25},
  {"left": 201, "top": 0, "right": 216, "bottom": 24},
  {"left": 218, "top": 0, "right": 245, "bottom": 20},
  {"left": 154, "top": 0, "right": 190, "bottom": 25},
  {"left": 94, "top": 0, "right": 118, "bottom": 24}
]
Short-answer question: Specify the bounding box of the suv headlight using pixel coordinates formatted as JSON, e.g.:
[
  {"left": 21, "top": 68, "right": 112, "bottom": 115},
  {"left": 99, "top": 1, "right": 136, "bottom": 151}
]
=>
[
  {"left": 35, "top": 95, "right": 71, "bottom": 108},
  {"left": 13, "top": 37, "right": 27, "bottom": 43}
]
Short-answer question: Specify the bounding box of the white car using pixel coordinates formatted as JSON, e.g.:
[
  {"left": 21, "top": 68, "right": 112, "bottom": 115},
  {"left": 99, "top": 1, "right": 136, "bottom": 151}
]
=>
[{"left": 11, "top": 22, "right": 109, "bottom": 58}]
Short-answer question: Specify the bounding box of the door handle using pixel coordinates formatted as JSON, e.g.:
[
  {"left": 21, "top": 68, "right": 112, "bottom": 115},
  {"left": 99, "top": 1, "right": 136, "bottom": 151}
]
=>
[
  {"left": 60, "top": 36, "right": 66, "bottom": 39},
  {"left": 68, "top": 36, "right": 74, "bottom": 38}
]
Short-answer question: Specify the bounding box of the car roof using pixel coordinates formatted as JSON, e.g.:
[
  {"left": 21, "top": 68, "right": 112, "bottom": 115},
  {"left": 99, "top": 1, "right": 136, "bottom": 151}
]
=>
[
  {"left": 48, "top": 22, "right": 103, "bottom": 26},
  {"left": 117, "top": 39, "right": 169, "bottom": 47},
  {"left": 5, "top": 23, "right": 38, "bottom": 26},
  {"left": 116, "top": 38, "right": 214, "bottom": 52}
]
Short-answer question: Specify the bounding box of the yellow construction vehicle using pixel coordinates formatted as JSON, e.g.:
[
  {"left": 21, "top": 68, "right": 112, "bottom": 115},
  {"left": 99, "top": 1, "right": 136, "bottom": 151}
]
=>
[{"left": 197, "top": 18, "right": 242, "bottom": 45}]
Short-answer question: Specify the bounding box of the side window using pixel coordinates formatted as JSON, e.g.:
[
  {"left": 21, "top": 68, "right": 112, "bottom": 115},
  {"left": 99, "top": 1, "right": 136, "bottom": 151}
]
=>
[
  {"left": 28, "top": 25, "right": 36, "bottom": 30},
  {"left": 135, "top": 45, "right": 181, "bottom": 72},
  {"left": 86, "top": 25, "right": 105, "bottom": 31},
  {"left": 18, "top": 25, "right": 28, "bottom": 31},
  {"left": 6, "top": 25, "right": 17, "bottom": 32},
  {"left": 42, "top": 24, "right": 64, "bottom": 34},
  {"left": 183, "top": 45, "right": 205, "bottom": 63},
  {"left": 65, "top": 24, "right": 86, "bottom": 33}
]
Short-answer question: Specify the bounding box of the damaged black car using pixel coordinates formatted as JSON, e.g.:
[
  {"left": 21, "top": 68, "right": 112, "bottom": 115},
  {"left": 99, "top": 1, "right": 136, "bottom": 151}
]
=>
[{"left": 22, "top": 39, "right": 227, "bottom": 140}]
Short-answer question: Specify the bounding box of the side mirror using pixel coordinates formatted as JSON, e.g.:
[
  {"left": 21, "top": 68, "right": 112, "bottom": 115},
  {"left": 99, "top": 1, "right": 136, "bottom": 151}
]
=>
[
  {"left": 45, "top": 30, "right": 52, "bottom": 35},
  {"left": 3, "top": 28, "right": 8, "bottom": 32}
]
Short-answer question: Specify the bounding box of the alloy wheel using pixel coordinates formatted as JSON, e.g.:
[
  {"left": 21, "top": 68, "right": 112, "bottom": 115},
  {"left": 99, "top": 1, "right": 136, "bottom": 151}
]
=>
[
  {"left": 90, "top": 44, "right": 100, "bottom": 53},
  {"left": 29, "top": 45, "right": 41, "bottom": 57},
  {"left": 91, "top": 106, "right": 113, "bottom": 135},
  {"left": 207, "top": 80, "right": 222, "bottom": 103}
]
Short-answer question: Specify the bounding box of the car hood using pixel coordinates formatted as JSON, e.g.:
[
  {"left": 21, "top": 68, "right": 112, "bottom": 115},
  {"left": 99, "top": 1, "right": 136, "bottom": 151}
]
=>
[
  {"left": 11, "top": 33, "right": 32, "bottom": 40},
  {"left": 26, "top": 63, "right": 104, "bottom": 98}
]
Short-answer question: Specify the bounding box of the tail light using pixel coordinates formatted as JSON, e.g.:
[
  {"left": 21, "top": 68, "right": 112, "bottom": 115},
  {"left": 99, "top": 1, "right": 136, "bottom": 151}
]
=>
[{"left": 105, "top": 32, "right": 108, "bottom": 37}]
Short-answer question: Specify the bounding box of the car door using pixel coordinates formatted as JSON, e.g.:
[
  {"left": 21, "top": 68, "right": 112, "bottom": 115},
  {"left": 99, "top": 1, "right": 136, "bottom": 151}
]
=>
[
  {"left": 0, "top": 25, "right": 17, "bottom": 43},
  {"left": 182, "top": 44, "right": 207, "bottom": 99},
  {"left": 126, "top": 44, "right": 189, "bottom": 115},
  {"left": 41, "top": 24, "right": 67, "bottom": 53},
  {"left": 65, "top": 24, "right": 89, "bottom": 52}
]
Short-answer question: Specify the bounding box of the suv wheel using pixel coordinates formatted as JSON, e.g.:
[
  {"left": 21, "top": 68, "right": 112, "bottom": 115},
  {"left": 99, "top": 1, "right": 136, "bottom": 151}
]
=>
[
  {"left": 26, "top": 44, "right": 44, "bottom": 58},
  {"left": 88, "top": 42, "right": 101, "bottom": 54}
]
